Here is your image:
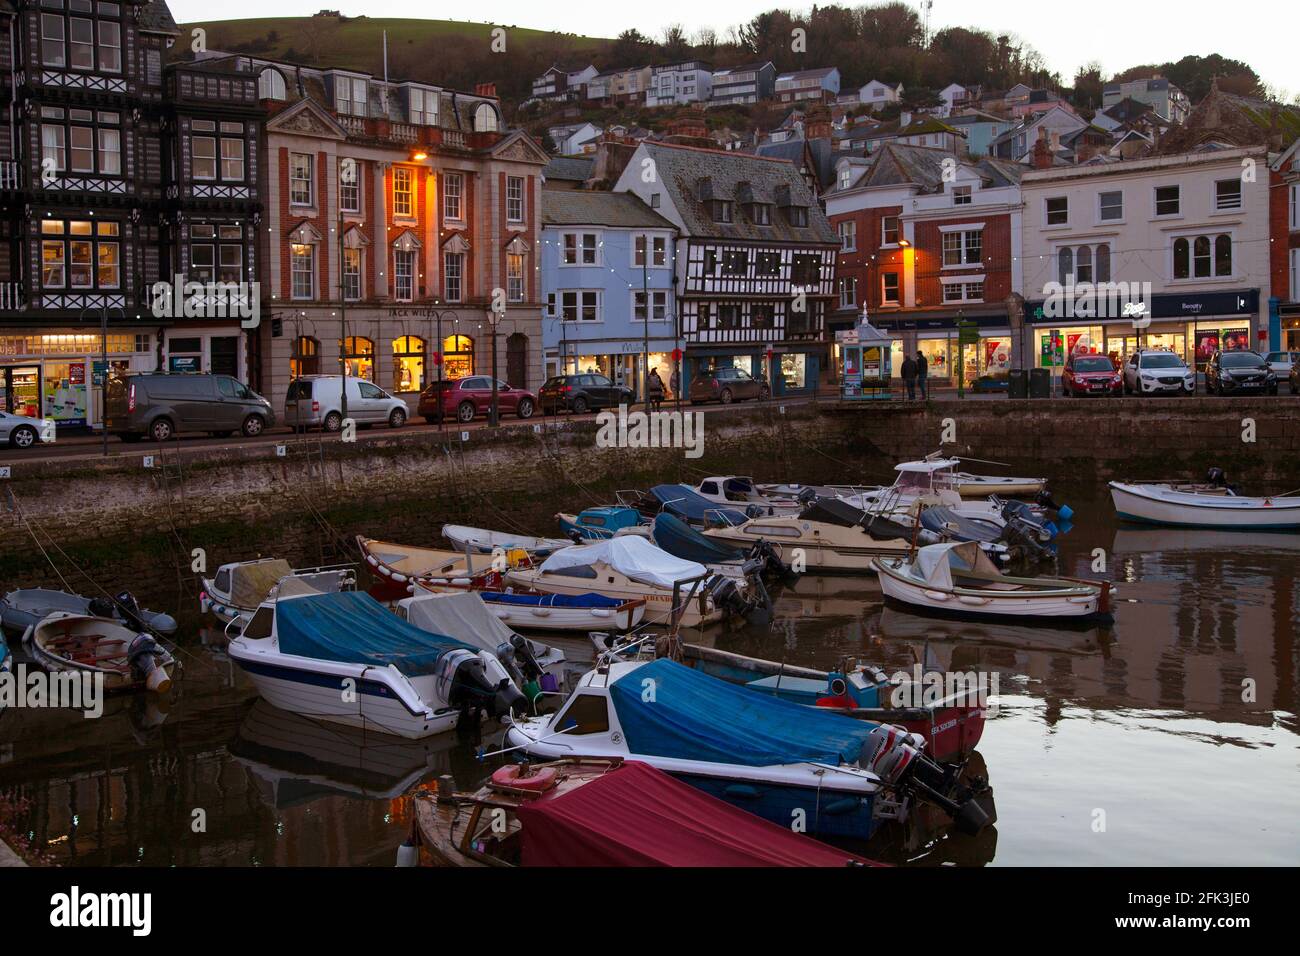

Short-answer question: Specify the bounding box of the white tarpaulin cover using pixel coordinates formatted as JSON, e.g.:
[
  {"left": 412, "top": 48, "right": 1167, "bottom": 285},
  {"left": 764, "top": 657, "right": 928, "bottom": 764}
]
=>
[
  {"left": 909, "top": 541, "right": 999, "bottom": 588},
  {"left": 536, "top": 536, "right": 708, "bottom": 590},
  {"left": 403, "top": 591, "right": 550, "bottom": 658}
]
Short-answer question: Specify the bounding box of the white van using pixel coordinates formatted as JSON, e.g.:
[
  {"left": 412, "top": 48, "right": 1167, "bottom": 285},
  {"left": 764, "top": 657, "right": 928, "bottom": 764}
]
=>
[{"left": 284, "top": 376, "right": 408, "bottom": 432}]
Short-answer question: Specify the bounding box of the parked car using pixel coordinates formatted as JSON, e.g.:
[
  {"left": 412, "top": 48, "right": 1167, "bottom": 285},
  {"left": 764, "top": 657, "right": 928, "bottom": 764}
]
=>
[
  {"left": 0, "top": 410, "right": 56, "bottom": 450},
  {"left": 285, "top": 375, "right": 408, "bottom": 432},
  {"left": 1122, "top": 349, "right": 1196, "bottom": 396},
  {"left": 688, "top": 366, "right": 770, "bottom": 404},
  {"left": 106, "top": 373, "right": 276, "bottom": 442},
  {"left": 1205, "top": 350, "right": 1277, "bottom": 396},
  {"left": 1264, "top": 350, "right": 1300, "bottom": 377},
  {"left": 418, "top": 376, "right": 536, "bottom": 423},
  {"left": 1062, "top": 354, "right": 1121, "bottom": 397},
  {"left": 537, "top": 374, "right": 632, "bottom": 415}
]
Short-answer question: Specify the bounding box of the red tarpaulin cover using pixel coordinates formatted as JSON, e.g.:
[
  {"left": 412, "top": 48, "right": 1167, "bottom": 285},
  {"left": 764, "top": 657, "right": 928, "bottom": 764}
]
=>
[{"left": 513, "top": 761, "right": 880, "bottom": 867}]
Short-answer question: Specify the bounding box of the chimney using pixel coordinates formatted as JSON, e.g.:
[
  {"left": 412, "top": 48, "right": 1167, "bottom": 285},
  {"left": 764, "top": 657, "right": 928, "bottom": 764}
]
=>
[
  {"left": 804, "top": 104, "right": 832, "bottom": 141},
  {"left": 1032, "top": 127, "right": 1054, "bottom": 169},
  {"left": 474, "top": 82, "right": 497, "bottom": 98}
]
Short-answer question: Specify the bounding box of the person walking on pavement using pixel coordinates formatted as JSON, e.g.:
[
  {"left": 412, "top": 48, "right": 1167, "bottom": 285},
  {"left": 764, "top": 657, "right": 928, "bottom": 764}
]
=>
[
  {"left": 647, "top": 368, "right": 665, "bottom": 411},
  {"left": 901, "top": 353, "right": 918, "bottom": 400},
  {"left": 916, "top": 351, "right": 929, "bottom": 399}
]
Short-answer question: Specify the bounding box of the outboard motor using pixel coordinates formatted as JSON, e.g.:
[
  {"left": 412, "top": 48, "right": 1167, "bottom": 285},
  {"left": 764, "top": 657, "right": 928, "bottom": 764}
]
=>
[
  {"left": 88, "top": 595, "right": 116, "bottom": 619},
  {"left": 863, "top": 725, "right": 991, "bottom": 836},
  {"left": 1206, "top": 467, "right": 1238, "bottom": 494},
  {"left": 796, "top": 486, "right": 819, "bottom": 505},
  {"left": 126, "top": 634, "right": 171, "bottom": 694},
  {"left": 748, "top": 540, "right": 793, "bottom": 579},
  {"left": 443, "top": 649, "right": 528, "bottom": 722},
  {"left": 114, "top": 591, "right": 146, "bottom": 632},
  {"left": 705, "top": 574, "right": 759, "bottom": 620}
]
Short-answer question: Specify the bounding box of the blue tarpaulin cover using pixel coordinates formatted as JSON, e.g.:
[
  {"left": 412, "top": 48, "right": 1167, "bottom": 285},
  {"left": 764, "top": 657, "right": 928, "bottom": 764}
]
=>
[
  {"left": 276, "top": 592, "right": 476, "bottom": 676},
  {"left": 609, "top": 659, "right": 874, "bottom": 767},
  {"left": 480, "top": 591, "right": 625, "bottom": 608},
  {"left": 652, "top": 513, "right": 745, "bottom": 564},
  {"left": 650, "top": 485, "right": 748, "bottom": 526}
]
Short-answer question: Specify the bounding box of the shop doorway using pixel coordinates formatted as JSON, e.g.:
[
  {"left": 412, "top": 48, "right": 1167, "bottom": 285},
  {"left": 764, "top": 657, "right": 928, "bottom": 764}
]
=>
[
  {"left": 211, "top": 336, "right": 240, "bottom": 377},
  {"left": 1, "top": 365, "right": 42, "bottom": 416},
  {"left": 506, "top": 333, "right": 528, "bottom": 389}
]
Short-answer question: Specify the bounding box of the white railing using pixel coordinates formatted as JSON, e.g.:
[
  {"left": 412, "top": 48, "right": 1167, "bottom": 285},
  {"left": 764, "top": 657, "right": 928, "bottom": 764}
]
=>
[
  {"left": 442, "top": 129, "right": 466, "bottom": 149},
  {"left": 0, "top": 283, "right": 25, "bottom": 311},
  {"left": 390, "top": 123, "right": 418, "bottom": 143}
]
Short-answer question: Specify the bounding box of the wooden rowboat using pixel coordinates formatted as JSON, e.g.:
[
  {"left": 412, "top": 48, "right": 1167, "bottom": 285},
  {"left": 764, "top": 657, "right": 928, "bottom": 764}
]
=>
[
  {"left": 26, "top": 611, "right": 174, "bottom": 693},
  {"left": 441, "top": 524, "right": 574, "bottom": 557}
]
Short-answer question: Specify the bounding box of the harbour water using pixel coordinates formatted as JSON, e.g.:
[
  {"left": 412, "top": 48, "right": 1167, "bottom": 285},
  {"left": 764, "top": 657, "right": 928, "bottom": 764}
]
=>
[{"left": 1, "top": 491, "right": 1296, "bottom": 866}]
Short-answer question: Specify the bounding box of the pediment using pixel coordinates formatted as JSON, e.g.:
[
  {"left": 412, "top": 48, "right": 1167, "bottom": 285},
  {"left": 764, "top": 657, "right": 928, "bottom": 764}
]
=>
[
  {"left": 267, "top": 99, "right": 348, "bottom": 141},
  {"left": 441, "top": 231, "right": 471, "bottom": 254},
  {"left": 503, "top": 234, "right": 531, "bottom": 255},
  {"left": 391, "top": 228, "right": 422, "bottom": 252},
  {"left": 490, "top": 129, "right": 550, "bottom": 166},
  {"left": 342, "top": 224, "right": 370, "bottom": 248},
  {"left": 288, "top": 220, "right": 323, "bottom": 244}
]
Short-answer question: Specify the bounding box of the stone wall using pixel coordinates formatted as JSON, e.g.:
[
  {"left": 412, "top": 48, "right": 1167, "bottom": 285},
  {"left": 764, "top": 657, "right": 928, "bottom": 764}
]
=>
[{"left": 2, "top": 397, "right": 1297, "bottom": 604}]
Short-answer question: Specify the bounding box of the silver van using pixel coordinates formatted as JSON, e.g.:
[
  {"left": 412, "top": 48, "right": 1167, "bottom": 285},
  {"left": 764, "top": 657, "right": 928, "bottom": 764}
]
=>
[
  {"left": 105, "top": 373, "right": 276, "bottom": 442},
  {"left": 284, "top": 376, "right": 408, "bottom": 432}
]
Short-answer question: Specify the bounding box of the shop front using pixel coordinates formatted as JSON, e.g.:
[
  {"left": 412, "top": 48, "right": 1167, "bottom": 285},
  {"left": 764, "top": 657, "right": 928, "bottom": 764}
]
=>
[
  {"left": 875, "top": 311, "right": 1012, "bottom": 387},
  {"left": 553, "top": 337, "right": 680, "bottom": 400},
  {"left": 683, "top": 345, "right": 824, "bottom": 398},
  {"left": 0, "top": 330, "right": 155, "bottom": 430},
  {"left": 1026, "top": 289, "right": 1262, "bottom": 375}
]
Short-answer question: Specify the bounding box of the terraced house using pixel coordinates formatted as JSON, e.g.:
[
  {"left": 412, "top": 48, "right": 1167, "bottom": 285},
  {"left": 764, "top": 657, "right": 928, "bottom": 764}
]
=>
[
  {"left": 0, "top": 0, "right": 232, "bottom": 430},
  {"left": 213, "top": 51, "right": 550, "bottom": 408},
  {"left": 614, "top": 142, "right": 838, "bottom": 396}
]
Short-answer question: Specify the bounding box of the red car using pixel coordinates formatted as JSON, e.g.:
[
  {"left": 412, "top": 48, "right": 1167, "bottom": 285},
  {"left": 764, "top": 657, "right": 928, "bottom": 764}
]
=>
[
  {"left": 417, "top": 375, "right": 537, "bottom": 423},
  {"left": 1062, "top": 354, "right": 1121, "bottom": 397}
]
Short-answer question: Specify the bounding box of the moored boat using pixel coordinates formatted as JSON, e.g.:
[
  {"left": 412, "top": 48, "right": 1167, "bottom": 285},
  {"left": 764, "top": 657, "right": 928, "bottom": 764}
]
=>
[
  {"left": 701, "top": 513, "right": 913, "bottom": 573},
  {"left": 442, "top": 524, "right": 574, "bottom": 557},
  {"left": 690, "top": 476, "right": 804, "bottom": 516},
  {"left": 505, "top": 657, "right": 991, "bottom": 840},
  {"left": 358, "top": 536, "right": 528, "bottom": 589},
  {"left": 1109, "top": 480, "right": 1300, "bottom": 529},
  {"left": 873, "top": 541, "right": 1111, "bottom": 622},
  {"left": 410, "top": 758, "right": 878, "bottom": 867},
  {"left": 1, "top": 588, "right": 177, "bottom": 637},
  {"left": 200, "top": 558, "right": 356, "bottom": 625},
  {"left": 26, "top": 611, "right": 174, "bottom": 693},
  {"left": 227, "top": 590, "right": 527, "bottom": 739}
]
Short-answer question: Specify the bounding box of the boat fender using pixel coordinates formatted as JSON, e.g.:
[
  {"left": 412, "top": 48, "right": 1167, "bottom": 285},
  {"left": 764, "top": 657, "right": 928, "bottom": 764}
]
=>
[
  {"left": 958, "top": 596, "right": 990, "bottom": 606},
  {"left": 490, "top": 762, "right": 558, "bottom": 796},
  {"left": 395, "top": 840, "right": 419, "bottom": 867},
  {"left": 922, "top": 590, "right": 949, "bottom": 602},
  {"left": 723, "top": 783, "right": 761, "bottom": 800},
  {"left": 821, "top": 797, "right": 862, "bottom": 816}
]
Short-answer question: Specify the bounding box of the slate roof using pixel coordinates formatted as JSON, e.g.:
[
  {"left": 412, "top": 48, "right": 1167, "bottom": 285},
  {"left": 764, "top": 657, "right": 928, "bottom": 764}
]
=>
[
  {"left": 1101, "top": 97, "right": 1157, "bottom": 124},
  {"left": 636, "top": 141, "right": 835, "bottom": 244},
  {"left": 139, "top": 0, "right": 179, "bottom": 34},
  {"left": 834, "top": 144, "right": 1022, "bottom": 195},
  {"left": 542, "top": 189, "right": 675, "bottom": 229},
  {"left": 1157, "top": 85, "right": 1300, "bottom": 153},
  {"left": 753, "top": 136, "right": 837, "bottom": 190},
  {"left": 543, "top": 156, "right": 595, "bottom": 183}
]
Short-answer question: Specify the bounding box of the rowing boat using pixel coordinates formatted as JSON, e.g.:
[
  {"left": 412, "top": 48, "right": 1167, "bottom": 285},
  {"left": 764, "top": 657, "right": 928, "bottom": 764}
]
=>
[
  {"left": 27, "top": 611, "right": 174, "bottom": 693},
  {"left": 1109, "top": 481, "right": 1300, "bottom": 529}
]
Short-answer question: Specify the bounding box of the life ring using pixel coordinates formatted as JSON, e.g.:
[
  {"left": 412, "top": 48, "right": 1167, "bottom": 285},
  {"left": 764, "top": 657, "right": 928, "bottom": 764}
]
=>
[{"left": 490, "top": 763, "right": 558, "bottom": 796}]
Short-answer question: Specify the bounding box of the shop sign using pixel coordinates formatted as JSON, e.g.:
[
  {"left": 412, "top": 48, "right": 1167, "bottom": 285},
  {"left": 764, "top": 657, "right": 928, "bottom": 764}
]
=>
[
  {"left": 169, "top": 356, "right": 201, "bottom": 373},
  {"left": 91, "top": 361, "right": 108, "bottom": 386}
]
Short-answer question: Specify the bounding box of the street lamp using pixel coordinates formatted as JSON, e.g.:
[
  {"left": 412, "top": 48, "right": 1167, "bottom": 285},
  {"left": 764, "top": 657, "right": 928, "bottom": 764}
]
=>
[
  {"left": 424, "top": 306, "right": 457, "bottom": 438},
  {"left": 486, "top": 303, "right": 505, "bottom": 427}
]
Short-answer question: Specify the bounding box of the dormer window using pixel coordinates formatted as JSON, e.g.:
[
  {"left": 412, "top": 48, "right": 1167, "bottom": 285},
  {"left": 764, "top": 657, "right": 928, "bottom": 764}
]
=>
[
  {"left": 259, "top": 68, "right": 286, "bottom": 101},
  {"left": 784, "top": 205, "right": 808, "bottom": 227},
  {"left": 408, "top": 87, "right": 438, "bottom": 126},
  {"left": 473, "top": 103, "right": 498, "bottom": 133},
  {"left": 709, "top": 200, "right": 733, "bottom": 223},
  {"left": 839, "top": 168, "right": 852, "bottom": 189},
  {"left": 747, "top": 203, "right": 772, "bottom": 226},
  {"left": 953, "top": 185, "right": 972, "bottom": 205},
  {"left": 335, "top": 76, "right": 368, "bottom": 117}
]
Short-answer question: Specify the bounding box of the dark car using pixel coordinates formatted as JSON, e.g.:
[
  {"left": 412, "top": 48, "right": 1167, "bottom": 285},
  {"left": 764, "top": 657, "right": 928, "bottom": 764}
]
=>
[
  {"left": 1205, "top": 350, "right": 1277, "bottom": 396},
  {"left": 1062, "top": 354, "right": 1121, "bottom": 397},
  {"left": 688, "top": 366, "right": 770, "bottom": 405},
  {"left": 417, "top": 376, "right": 536, "bottom": 424},
  {"left": 105, "top": 372, "right": 276, "bottom": 442},
  {"left": 538, "top": 374, "right": 634, "bottom": 415}
]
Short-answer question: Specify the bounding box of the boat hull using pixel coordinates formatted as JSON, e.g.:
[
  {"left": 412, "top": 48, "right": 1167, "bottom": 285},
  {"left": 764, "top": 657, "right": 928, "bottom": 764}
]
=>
[
  {"left": 1109, "top": 482, "right": 1300, "bottom": 529},
  {"left": 874, "top": 561, "right": 1103, "bottom": 622},
  {"left": 503, "top": 569, "right": 722, "bottom": 628},
  {"left": 481, "top": 596, "right": 645, "bottom": 633},
  {"left": 228, "top": 643, "right": 458, "bottom": 740}
]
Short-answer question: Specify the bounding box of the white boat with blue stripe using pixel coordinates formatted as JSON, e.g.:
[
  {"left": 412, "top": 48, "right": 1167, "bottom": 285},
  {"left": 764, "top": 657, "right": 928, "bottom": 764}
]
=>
[
  {"left": 1109, "top": 481, "right": 1300, "bottom": 529},
  {"left": 228, "top": 591, "right": 527, "bottom": 739}
]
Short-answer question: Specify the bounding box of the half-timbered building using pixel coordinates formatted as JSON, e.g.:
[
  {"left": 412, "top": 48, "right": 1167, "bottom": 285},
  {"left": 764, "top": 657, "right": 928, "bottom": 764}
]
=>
[
  {"left": 614, "top": 141, "right": 837, "bottom": 395},
  {"left": 0, "top": 0, "right": 181, "bottom": 428}
]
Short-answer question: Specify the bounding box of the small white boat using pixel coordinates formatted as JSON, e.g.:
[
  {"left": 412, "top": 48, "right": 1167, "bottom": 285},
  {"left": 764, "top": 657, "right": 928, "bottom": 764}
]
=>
[
  {"left": 398, "top": 589, "right": 567, "bottom": 680},
  {"left": 1, "top": 588, "right": 177, "bottom": 637},
  {"left": 691, "top": 476, "right": 804, "bottom": 516},
  {"left": 442, "top": 524, "right": 575, "bottom": 557},
  {"left": 949, "top": 472, "right": 1047, "bottom": 498},
  {"left": 228, "top": 590, "right": 527, "bottom": 739},
  {"left": 26, "top": 612, "right": 174, "bottom": 693},
  {"left": 701, "top": 514, "right": 913, "bottom": 573},
  {"left": 358, "top": 536, "right": 528, "bottom": 589},
  {"left": 1109, "top": 481, "right": 1300, "bottom": 530},
  {"left": 201, "top": 558, "right": 356, "bottom": 625},
  {"left": 872, "top": 542, "right": 1110, "bottom": 621}
]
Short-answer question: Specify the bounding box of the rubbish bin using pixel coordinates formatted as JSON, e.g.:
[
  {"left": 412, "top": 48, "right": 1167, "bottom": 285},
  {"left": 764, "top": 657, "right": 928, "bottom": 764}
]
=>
[
  {"left": 1028, "top": 367, "right": 1051, "bottom": 399},
  {"left": 1008, "top": 368, "right": 1029, "bottom": 399}
]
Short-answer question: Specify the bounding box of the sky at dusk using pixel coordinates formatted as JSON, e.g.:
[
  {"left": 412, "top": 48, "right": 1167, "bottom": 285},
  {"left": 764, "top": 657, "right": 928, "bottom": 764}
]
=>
[{"left": 169, "top": 0, "right": 1295, "bottom": 94}]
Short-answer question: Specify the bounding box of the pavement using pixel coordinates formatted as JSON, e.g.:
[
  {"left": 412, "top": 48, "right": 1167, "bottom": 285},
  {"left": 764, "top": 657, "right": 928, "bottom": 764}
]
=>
[{"left": 0, "top": 836, "right": 28, "bottom": 867}]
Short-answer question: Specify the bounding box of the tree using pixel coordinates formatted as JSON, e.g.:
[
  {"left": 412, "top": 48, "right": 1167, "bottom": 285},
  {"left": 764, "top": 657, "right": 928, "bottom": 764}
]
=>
[
  {"left": 612, "top": 28, "right": 651, "bottom": 65},
  {"left": 661, "top": 24, "right": 689, "bottom": 61},
  {"left": 1072, "top": 61, "right": 1104, "bottom": 112}
]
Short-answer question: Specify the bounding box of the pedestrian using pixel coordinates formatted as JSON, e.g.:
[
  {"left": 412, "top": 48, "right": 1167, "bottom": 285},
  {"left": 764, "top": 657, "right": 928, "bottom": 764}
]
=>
[
  {"left": 669, "top": 366, "right": 680, "bottom": 398},
  {"left": 901, "top": 353, "right": 918, "bottom": 400},
  {"left": 916, "top": 351, "right": 929, "bottom": 399},
  {"left": 647, "top": 367, "right": 665, "bottom": 410}
]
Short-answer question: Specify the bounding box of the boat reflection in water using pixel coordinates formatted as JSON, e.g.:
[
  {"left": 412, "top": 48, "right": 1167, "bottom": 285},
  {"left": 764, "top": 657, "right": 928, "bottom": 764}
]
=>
[
  {"left": 875, "top": 606, "right": 1112, "bottom": 656},
  {"left": 230, "top": 700, "right": 479, "bottom": 807}
]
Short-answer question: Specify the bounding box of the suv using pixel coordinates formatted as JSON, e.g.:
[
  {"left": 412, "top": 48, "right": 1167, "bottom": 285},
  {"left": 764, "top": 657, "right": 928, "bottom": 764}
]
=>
[
  {"left": 105, "top": 373, "right": 275, "bottom": 442},
  {"left": 418, "top": 376, "right": 536, "bottom": 423},
  {"left": 1062, "top": 354, "right": 1121, "bottom": 397},
  {"left": 1122, "top": 349, "right": 1196, "bottom": 396},
  {"left": 688, "top": 366, "right": 770, "bottom": 404},
  {"left": 537, "top": 374, "right": 633, "bottom": 415},
  {"left": 284, "top": 376, "right": 408, "bottom": 432},
  {"left": 1205, "top": 350, "right": 1277, "bottom": 396},
  {"left": 1263, "top": 350, "right": 1300, "bottom": 377}
]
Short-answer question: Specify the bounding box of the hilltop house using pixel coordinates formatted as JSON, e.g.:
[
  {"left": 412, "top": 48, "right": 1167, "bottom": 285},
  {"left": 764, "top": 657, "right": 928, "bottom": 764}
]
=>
[
  {"left": 711, "top": 62, "right": 776, "bottom": 105},
  {"left": 645, "top": 61, "right": 713, "bottom": 107},
  {"left": 775, "top": 68, "right": 841, "bottom": 104},
  {"left": 1102, "top": 77, "right": 1190, "bottom": 125},
  {"left": 858, "top": 80, "right": 903, "bottom": 111}
]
